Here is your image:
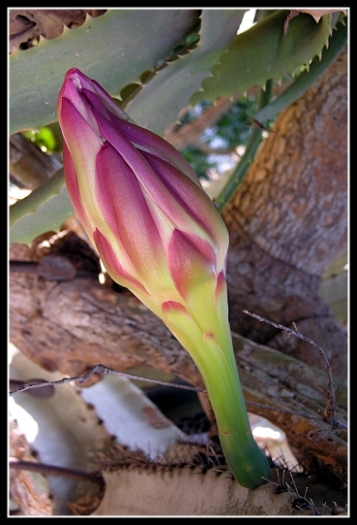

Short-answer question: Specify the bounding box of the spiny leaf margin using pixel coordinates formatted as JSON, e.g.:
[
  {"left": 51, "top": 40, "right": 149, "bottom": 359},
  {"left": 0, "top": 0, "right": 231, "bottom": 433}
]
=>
[
  {"left": 125, "top": 9, "right": 247, "bottom": 135},
  {"left": 10, "top": 9, "right": 200, "bottom": 135},
  {"left": 9, "top": 170, "right": 74, "bottom": 245},
  {"left": 190, "top": 10, "right": 333, "bottom": 105}
]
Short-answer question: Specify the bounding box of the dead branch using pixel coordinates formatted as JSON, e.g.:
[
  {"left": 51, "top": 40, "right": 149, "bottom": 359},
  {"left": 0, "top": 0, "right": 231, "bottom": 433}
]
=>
[{"left": 242, "top": 310, "right": 337, "bottom": 426}]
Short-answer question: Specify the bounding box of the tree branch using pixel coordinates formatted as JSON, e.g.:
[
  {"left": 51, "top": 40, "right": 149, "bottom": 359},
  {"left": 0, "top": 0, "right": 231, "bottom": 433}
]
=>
[{"left": 242, "top": 310, "right": 337, "bottom": 426}]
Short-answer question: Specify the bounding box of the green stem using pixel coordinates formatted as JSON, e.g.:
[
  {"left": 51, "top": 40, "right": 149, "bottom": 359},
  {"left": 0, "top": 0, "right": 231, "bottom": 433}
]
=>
[
  {"left": 192, "top": 337, "right": 271, "bottom": 488},
  {"left": 214, "top": 80, "right": 274, "bottom": 213},
  {"left": 162, "top": 297, "right": 270, "bottom": 488}
]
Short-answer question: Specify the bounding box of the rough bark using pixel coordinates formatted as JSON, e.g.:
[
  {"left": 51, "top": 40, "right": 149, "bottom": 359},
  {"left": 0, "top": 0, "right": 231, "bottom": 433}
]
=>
[{"left": 223, "top": 47, "right": 348, "bottom": 382}]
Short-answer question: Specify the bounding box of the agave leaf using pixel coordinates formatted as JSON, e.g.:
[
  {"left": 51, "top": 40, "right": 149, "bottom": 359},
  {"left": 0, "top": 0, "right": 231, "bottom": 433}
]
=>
[
  {"left": 300, "top": 9, "right": 346, "bottom": 23},
  {"left": 9, "top": 9, "right": 199, "bottom": 135},
  {"left": 190, "top": 10, "right": 332, "bottom": 105},
  {"left": 125, "top": 9, "right": 247, "bottom": 135},
  {"left": 80, "top": 375, "right": 184, "bottom": 459},
  {"left": 9, "top": 346, "right": 112, "bottom": 515},
  {"left": 9, "top": 417, "right": 53, "bottom": 515},
  {"left": 252, "top": 20, "right": 347, "bottom": 124},
  {"left": 10, "top": 346, "right": 184, "bottom": 515},
  {"left": 91, "top": 462, "right": 346, "bottom": 516},
  {"left": 9, "top": 170, "right": 73, "bottom": 244}
]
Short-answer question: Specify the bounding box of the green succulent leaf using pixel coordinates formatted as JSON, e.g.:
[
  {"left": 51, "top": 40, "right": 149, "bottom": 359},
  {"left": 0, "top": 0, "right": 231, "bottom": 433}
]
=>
[
  {"left": 9, "top": 170, "right": 74, "bottom": 244},
  {"left": 10, "top": 9, "right": 199, "bottom": 135},
  {"left": 190, "top": 10, "right": 333, "bottom": 105},
  {"left": 252, "top": 19, "right": 347, "bottom": 124},
  {"left": 125, "top": 9, "right": 247, "bottom": 135}
]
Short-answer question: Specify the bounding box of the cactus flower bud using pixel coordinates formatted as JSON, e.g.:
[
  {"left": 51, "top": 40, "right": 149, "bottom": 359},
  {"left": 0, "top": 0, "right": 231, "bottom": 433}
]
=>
[{"left": 57, "top": 68, "right": 270, "bottom": 488}]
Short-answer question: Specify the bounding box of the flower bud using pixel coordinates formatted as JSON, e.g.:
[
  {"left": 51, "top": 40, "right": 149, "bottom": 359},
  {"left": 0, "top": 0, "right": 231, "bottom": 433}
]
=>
[{"left": 57, "top": 68, "right": 270, "bottom": 488}]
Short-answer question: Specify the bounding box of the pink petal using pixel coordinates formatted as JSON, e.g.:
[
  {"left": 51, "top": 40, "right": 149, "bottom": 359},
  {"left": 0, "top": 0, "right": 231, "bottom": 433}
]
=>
[
  {"left": 59, "top": 97, "right": 101, "bottom": 182},
  {"left": 94, "top": 110, "right": 202, "bottom": 210},
  {"left": 108, "top": 114, "right": 200, "bottom": 184},
  {"left": 95, "top": 142, "right": 167, "bottom": 284},
  {"left": 167, "top": 229, "right": 217, "bottom": 300},
  {"left": 62, "top": 140, "right": 92, "bottom": 236},
  {"left": 93, "top": 228, "right": 148, "bottom": 295},
  {"left": 143, "top": 153, "right": 229, "bottom": 258},
  {"left": 161, "top": 301, "right": 188, "bottom": 315}
]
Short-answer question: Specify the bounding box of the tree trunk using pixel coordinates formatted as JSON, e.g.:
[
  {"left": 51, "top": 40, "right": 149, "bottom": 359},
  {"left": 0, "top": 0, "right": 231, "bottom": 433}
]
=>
[{"left": 224, "top": 47, "right": 348, "bottom": 383}]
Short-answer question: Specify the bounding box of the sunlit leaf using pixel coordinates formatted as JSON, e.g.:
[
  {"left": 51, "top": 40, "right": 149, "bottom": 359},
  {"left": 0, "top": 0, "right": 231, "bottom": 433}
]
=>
[{"left": 190, "top": 10, "right": 332, "bottom": 105}]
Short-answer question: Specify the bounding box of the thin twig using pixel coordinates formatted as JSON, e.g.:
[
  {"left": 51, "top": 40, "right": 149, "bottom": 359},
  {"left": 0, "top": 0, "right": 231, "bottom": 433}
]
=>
[
  {"left": 9, "top": 363, "right": 347, "bottom": 428},
  {"left": 242, "top": 310, "right": 337, "bottom": 426},
  {"left": 9, "top": 364, "right": 207, "bottom": 396},
  {"left": 9, "top": 458, "right": 104, "bottom": 486}
]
